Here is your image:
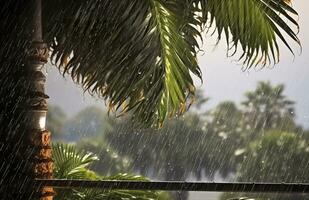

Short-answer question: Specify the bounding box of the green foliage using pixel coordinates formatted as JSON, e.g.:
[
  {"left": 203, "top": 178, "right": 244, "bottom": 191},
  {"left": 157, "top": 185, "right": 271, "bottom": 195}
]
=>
[
  {"left": 2, "top": 0, "right": 300, "bottom": 127},
  {"left": 222, "top": 130, "right": 309, "bottom": 200},
  {"left": 46, "top": 105, "right": 67, "bottom": 139},
  {"left": 53, "top": 143, "right": 99, "bottom": 180},
  {"left": 70, "top": 174, "right": 158, "bottom": 200},
  {"left": 105, "top": 115, "right": 208, "bottom": 200},
  {"left": 106, "top": 116, "right": 200, "bottom": 178},
  {"left": 195, "top": 0, "right": 300, "bottom": 67},
  {"left": 157, "top": 191, "right": 173, "bottom": 200},
  {"left": 203, "top": 101, "right": 247, "bottom": 176},
  {"left": 78, "top": 140, "right": 131, "bottom": 176},
  {"left": 242, "top": 81, "right": 297, "bottom": 134},
  {"left": 37, "top": 0, "right": 300, "bottom": 127},
  {"left": 148, "top": 0, "right": 202, "bottom": 127},
  {"left": 62, "top": 106, "right": 110, "bottom": 141},
  {"left": 53, "top": 143, "right": 160, "bottom": 200},
  {"left": 42, "top": 0, "right": 201, "bottom": 127},
  {"left": 48, "top": 81, "right": 308, "bottom": 200},
  {"left": 239, "top": 131, "right": 309, "bottom": 183}
]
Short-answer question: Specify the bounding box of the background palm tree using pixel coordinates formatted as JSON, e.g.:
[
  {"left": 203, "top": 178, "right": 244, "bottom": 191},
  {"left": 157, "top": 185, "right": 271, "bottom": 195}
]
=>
[
  {"left": 242, "top": 81, "right": 297, "bottom": 136},
  {"left": 0, "top": 0, "right": 300, "bottom": 199}
]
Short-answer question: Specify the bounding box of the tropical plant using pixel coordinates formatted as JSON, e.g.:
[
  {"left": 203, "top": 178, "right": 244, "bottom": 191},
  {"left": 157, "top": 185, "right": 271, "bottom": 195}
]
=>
[
  {"left": 53, "top": 143, "right": 159, "bottom": 200},
  {"left": 242, "top": 81, "right": 297, "bottom": 135},
  {"left": 221, "top": 130, "right": 309, "bottom": 200},
  {"left": 78, "top": 139, "right": 132, "bottom": 176},
  {"left": 203, "top": 83, "right": 301, "bottom": 178},
  {"left": 41, "top": 0, "right": 300, "bottom": 127},
  {"left": 239, "top": 131, "right": 309, "bottom": 183},
  {"left": 0, "top": 0, "right": 300, "bottom": 198}
]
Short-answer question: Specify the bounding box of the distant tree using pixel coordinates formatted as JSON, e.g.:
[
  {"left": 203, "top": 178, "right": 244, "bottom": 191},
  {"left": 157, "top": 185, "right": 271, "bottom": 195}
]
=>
[
  {"left": 242, "top": 81, "right": 297, "bottom": 135},
  {"left": 46, "top": 105, "right": 67, "bottom": 139},
  {"left": 105, "top": 111, "right": 241, "bottom": 200},
  {"left": 239, "top": 131, "right": 309, "bottom": 183},
  {"left": 205, "top": 83, "right": 302, "bottom": 179},
  {"left": 203, "top": 101, "right": 246, "bottom": 177},
  {"left": 104, "top": 88, "right": 303, "bottom": 200},
  {"left": 73, "top": 80, "right": 306, "bottom": 200},
  {"left": 78, "top": 139, "right": 131, "bottom": 176},
  {"left": 62, "top": 106, "right": 110, "bottom": 141},
  {"left": 222, "top": 130, "right": 309, "bottom": 200}
]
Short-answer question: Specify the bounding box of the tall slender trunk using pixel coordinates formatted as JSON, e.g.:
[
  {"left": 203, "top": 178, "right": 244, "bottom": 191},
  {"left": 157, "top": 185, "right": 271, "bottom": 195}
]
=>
[
  {"left": 0, "top": 0, "right": 54, "bottom": 199},
  {"left": 26, "top": 0, "right": 54, "bottom": 199}
]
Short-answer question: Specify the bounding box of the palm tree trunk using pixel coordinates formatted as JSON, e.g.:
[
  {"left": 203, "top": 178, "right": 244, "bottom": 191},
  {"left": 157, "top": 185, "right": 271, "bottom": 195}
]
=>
[
  {"left": 0, "top": 0, "right": 54, "bottom": 199},
  {"left": 26, "top": 0, "right": 54, "bottom": 199},
  {"left": 26, "top": 0, "right": 54, "bottom": 200}
]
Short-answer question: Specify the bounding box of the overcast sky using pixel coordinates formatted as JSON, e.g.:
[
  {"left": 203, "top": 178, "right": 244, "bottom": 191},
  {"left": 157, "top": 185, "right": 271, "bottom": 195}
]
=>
[{"left": 46, "top": 0, "right": 309, "bottom": 128}]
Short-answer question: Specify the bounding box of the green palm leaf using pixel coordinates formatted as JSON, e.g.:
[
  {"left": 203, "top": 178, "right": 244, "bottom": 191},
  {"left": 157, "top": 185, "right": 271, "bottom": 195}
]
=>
[
  {"left": 194, "top": 0, "right": 300, "bottom": 67},
  {"left": 41, "top": 0, "right": 299, "bottom": 127},
  {"left": 145, "top": 0, "right": 202, "bottom": 126},
  {"left": 43, "top": 0, "right": 202, "bottom": 127},
  {"left": 83, "top": 174, "right": 158, "bottom": 200},
  {"left": 52, "top": 144, "right": 158, "bottom": 200},
  {"left": 68, "top": 173, "right": 158, "bottom": 200},
  {"left": 52, "top": 143, "right": 99, "bottom": 179}
]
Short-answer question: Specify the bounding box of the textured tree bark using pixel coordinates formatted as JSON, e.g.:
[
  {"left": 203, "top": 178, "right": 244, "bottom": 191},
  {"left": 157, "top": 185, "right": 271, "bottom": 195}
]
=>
[
  {"left": 25, "top": 0, "right": 54, "bottom": 199},
  {"left": 0, "top": 0, "right": 54, "bottom": 199}
]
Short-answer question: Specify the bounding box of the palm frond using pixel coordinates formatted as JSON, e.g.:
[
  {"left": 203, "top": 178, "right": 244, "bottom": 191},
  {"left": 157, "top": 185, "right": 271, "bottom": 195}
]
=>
[
  {"left": 141, "top": 0, "right": 202, "bottom": 127},
  {"left": 52, "top": 144, "right": 158, "bottom": 200},
  {"left": 194, "top": 0, "right": 300, "bottom": 67},
  {"left": 42, "top": 0, "right": 299, "bottom": 127},
  {"left": 43, "top": 0, "right": 201, "bottom": 127},
  {"left": 52, "top": 143, "right": 99, "bottom": 179}
]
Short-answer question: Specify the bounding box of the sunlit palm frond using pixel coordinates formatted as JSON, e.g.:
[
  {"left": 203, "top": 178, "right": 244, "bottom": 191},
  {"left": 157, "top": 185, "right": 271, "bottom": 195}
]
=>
[
  {"left": 43, "top": 0, "right": 201, "bottom": 127},
  {"left": 67, "top": 173, "right": 158, "bottom": 200},
  {"left": 52, "top": 144, "right": 158, "bottom": 200},
  {"left": 195, "top": 0, "right": 300, "bottom": 67},
  {"left": 139, "top": 0, "right": 202, "bottom": 127},
  {"left": 52, "top": 143, "right": 99, "bottom": 179}
]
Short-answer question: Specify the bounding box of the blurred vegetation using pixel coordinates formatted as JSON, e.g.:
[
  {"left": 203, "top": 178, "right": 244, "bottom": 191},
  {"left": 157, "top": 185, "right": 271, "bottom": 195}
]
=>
[
  {"left": 49, "top": 81, "right": 309, "bottom": 200},
  {"left": 53, "top": 143, "right": 162, "bottom": 200},
  {"left": 78, "top": 139, "right": 131, "bottom": 176},
  {"left": 63, "top": 107, "right": 112, "bottom": 141},
  {"left": 221, "top": 131, "right": 309, "bottom": 200},
  {"left": 46, "top": 105, "right": 67, "bottom": 139}
]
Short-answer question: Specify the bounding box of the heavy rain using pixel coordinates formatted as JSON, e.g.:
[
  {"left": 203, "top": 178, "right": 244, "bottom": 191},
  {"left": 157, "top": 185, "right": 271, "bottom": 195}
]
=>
[{"left": 0, "top": 0, "right": 308, "bottom": 200}]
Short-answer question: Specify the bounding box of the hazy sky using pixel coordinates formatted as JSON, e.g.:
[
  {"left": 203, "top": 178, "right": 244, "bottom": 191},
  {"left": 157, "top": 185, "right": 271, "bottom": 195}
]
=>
[{"left": 46, "top": 1, "right": 309, "bottom": 128}]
